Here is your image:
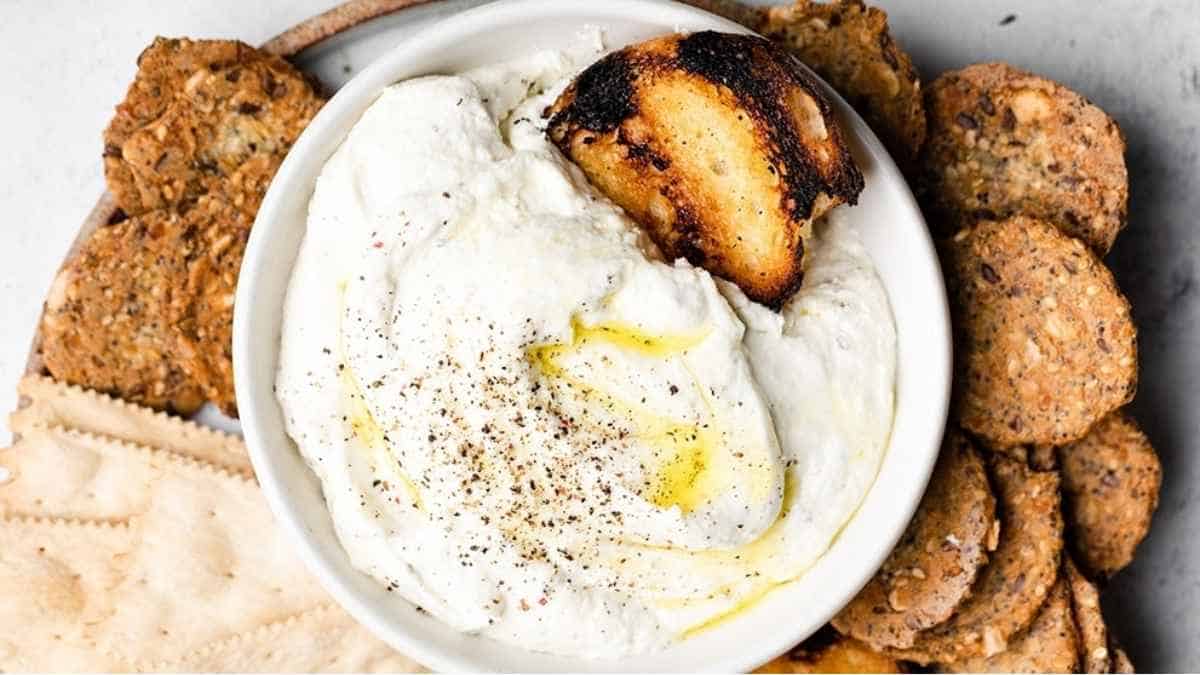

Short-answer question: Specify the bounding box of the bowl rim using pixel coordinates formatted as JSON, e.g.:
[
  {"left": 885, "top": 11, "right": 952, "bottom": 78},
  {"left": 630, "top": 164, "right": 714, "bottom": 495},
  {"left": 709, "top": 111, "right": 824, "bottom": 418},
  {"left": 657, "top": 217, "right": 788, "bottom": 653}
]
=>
[{"left": 234, "top": 0, "right": 952, "bottom": 671}]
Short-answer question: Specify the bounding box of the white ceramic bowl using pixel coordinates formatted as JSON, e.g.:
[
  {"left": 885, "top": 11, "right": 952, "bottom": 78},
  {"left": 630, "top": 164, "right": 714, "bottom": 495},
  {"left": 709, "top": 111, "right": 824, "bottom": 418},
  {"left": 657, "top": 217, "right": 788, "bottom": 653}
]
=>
[{"left": 234, "top": 0, "right": 952, "bottom": 671}]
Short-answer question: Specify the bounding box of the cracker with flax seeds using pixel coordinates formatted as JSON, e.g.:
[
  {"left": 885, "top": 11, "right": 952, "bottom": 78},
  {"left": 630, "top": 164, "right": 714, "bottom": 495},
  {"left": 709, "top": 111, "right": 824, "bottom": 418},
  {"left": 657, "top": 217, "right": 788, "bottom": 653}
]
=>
[
  {"left": 941, "top": 577, "right": 1079, "bottom": 674},
  {"left": 921, "top": 63, "right": 1127, "bottom": 254},
  {"left": 888, "top": 454, "right": 1063, "bottom": 665},
  {"left": 1065, "top": 557, "right": 1111, "bottom": 673},
  {"left": 167, "top": 196, "right": 254, "bottom": 417},
  {"left": 1058, "top": 411, "right": 1161, "bottom": 578},
  {"left": 761, "top": 0, "right": 926, "bottom": 166},
  {"left": 105, "top": 38, "right": 323, "bottom": 216},
  {"left": 833, "top": 430, "right": 997, "bottom": 651},
  {"left": 945, "top": 216, "right": 1137, "bottom": 447},
  {"left": 40, "top": 211, "right": 205, "bottom": 414}
]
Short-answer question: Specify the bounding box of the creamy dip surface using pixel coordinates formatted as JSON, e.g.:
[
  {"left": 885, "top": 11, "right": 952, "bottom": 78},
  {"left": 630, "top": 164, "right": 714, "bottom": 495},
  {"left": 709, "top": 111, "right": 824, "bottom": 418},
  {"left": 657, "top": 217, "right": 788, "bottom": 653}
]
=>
[{"left": 277, "top": 36, "right": 897, "bottom": 658}]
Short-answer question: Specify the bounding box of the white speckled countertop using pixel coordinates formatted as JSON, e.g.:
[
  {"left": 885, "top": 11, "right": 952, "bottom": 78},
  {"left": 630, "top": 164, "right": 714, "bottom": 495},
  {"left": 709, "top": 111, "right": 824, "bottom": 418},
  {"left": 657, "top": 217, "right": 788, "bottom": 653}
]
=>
[{"left": 0, "top": 1, "right": 1195, "bottom": 670}]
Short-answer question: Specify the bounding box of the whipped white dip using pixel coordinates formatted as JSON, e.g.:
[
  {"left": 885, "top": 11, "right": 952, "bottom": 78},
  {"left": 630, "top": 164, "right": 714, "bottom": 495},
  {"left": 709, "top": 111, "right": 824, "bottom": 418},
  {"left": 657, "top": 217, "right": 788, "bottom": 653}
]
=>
[{"left": 277, "top": 37, "right": 896, "bottom": 658}]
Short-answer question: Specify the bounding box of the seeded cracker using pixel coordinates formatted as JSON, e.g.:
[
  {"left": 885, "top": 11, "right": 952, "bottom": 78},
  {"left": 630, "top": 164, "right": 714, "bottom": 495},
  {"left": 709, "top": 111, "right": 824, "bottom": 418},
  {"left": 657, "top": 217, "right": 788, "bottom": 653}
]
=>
[
  {"left": 945, "top": 216, "right": 1137, "bottom": 446},
  {"left": 40, "top": 212, "right": 206, "bottom": 414},
  {"left": 833, "top": 430, "right": 996, "bottom": 651},
  {"left": 104, "top": 38, "right": 323, "bottom": 215},
  {"left": 1065, "top": 558, "right": 1111, "bottom": 673},
  {"left": 1111, "top": 643, "right": 1135, "bottom": 673},
  {"left": 756, "top": 627, "right": 903, "bottom": 673},
  {"left": 1059, "top": 411, "right": 1161, "bottom": 578},
  {"left": 889, "top": 454, "right": 1063, "bottom": 665},
  {"left": 921, "top": 63, "right": 1128, "bottom": 254},
  {"left": 761, "top": 0, "right": 927, "bottom": 165},
  {"left": 941, "top": 577, "right": 1079, "bottom": 673}
]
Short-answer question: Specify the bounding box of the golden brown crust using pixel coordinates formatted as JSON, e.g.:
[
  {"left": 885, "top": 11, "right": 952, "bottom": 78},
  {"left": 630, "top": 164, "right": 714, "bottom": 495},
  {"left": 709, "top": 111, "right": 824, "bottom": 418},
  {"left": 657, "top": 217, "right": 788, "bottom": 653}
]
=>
[
  {"left": 889, "top": 454, "right": 1063, "bottom": 665},
  {"left": 40, "top": 213, "right": 205, "bottom": 414},
  {"left": 941, "top": 577, "right": 1079, "bottom": 674},
  {"left": 760, "top": 0, "right": 926, "bottom": 166},
  {"left": 945, "top": 216, "right": 1137, "bottom": 446},
  {"left": 104, "top": 38, "right": 323, "bottom": 216},
  {"left": 833, "top": 430, "right": 996, "bottom": 650},
  {"left": 547, "top": 30, "right": 863, "bottom": 308},
  {"left": 756, "top": 627, "right": 905, "bottom": 673},
  {"left": 1065, "top": 558, "right": 1111, "bottom": 673},
  {"left": 921, "top": 63, "right": 1128, "bottom": 254},
  {"left": 167, "top": 197, "right": 253, "bottom": 418},
  {"left": 1111, "top": 643, "right": 1135, "bottom": 673},
  {"left": 1059, "top": 411, "right": 1161, "bottom": 578}
]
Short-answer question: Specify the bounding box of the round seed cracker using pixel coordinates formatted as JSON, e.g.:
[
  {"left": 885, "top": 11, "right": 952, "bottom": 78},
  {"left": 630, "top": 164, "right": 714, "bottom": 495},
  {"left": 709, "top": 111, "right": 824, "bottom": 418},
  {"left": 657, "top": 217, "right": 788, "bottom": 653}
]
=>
[
  {"left": 1065, "top": 558, "right": 1110, "bottom": 673},
  {"left": 168, "top": 197, "right": 253, "bottom": 418},
  {"left": 1059, "top": 411, "right": 1161, "bottom": 578},
  {"left": 889, "top": 454, "right": 1063, "bottom": 665},
  {"left": 921, "top": 63, "right": 1127, "bottom": 254},
  {"left": 40, "top": 212, "right": 205, "bottom": 414},
  {"left": 103, "top": 38, "right": 253, "bottom": 216},
  {"left": 946, "top": 216, "right": 1137, "bottom": 447},
  {"left": 940, "top": 576, "right": 1079, "bottom": 674},
  {"left": 833, "top": 430, "right": 997, "bottom": 651},
  {"left": 761, "top": 0, "right": 926, "bottom": 165},
  {"left": 105, "top": 39, "right": 322, "bottom": 216},
  {"left": 756, "top": 627, "right": 904, "bottom": 673}
]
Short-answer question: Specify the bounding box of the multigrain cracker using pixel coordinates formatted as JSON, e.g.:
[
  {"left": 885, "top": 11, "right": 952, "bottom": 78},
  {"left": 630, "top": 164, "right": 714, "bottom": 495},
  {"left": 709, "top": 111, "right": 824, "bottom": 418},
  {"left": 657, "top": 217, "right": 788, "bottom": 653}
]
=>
[
  {"left": 40, "top": 212, "right": 205, "bottom": 414},
  {"left": 1065, "top": 558, "right": 1110, "bottom": 673},
  {"left": 0, "top": 516, "right": 136, "bottom": 672},
  {"left": 941, "top": 577, "right": 1079, "bottom": 674},
  {"left": 761, "top": 0, "right": 926, "bottom": 165},
  {"left": 11, "top": 375, "right": 251, "bottom": 476},
  {"left": 150, "top": 604, "right": 422, "bottom": 673},
  {"left": 1058, "top": 411, "right": 1161, "bottom": 577},
  {"left": 920, "top": 63, "right": 1127, "bottom": 254},
  {"left": 756, "top": 627, "right": 904, "bottom": 673},
  {"left": 833, "top": 431, "right": 996, "bottom": 650},
  {"left": 890, "top": 454, "right": 1063, "bottom": 665},
  {"left": 1111, "top": 643, "right": 1135, "bottom": 673},
  {"left": 105, "top": 38, "right": 323, "bottom": 215},
  {"left": 945, "top": 216, "right": 1137, "bottom": 446},
  {"left": 167, "top": 197, "right": 254, "bottom": 417},
  {"left": 104, "top": 38, "right": 252, "bottom": 215}
]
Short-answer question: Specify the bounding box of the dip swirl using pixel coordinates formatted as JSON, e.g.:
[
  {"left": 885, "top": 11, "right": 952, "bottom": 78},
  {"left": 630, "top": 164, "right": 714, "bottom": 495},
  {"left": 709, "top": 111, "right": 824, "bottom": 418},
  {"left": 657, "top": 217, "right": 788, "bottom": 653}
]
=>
[{"left": 277, "top": 37, "right": 896, "bottom": 658}]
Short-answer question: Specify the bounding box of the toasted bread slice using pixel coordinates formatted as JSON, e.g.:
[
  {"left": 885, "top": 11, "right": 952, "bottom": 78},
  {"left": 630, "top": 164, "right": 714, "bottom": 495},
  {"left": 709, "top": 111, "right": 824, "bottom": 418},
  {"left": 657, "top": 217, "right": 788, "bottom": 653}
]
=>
[{"left": 547, "top": 31, "right": 863, "bottom": 308}]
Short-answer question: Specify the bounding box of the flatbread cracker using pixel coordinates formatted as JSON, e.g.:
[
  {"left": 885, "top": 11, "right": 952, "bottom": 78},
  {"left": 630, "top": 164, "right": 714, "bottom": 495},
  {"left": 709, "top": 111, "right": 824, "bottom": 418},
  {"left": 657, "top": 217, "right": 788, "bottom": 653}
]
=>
[
  {"left": 945, "top": 216, "right": 1137, "bottom": 446},
  {"left": 890, "top": 454, "right": 1063, "bottom": 665},
  {"left": 920, "top": 63, "right": 1127, "bottom": 254},
  {"left": 0, "top": 516, "right": 136, "bottom": 672},
  {"left": 756, "top": 627, "right": 903, "bottom": 673},
  {"left": 761, "top": 0, "right": 926, "bottom": 165},
  {"left": 833, "top": 430, "right": 996, "bottom": 650},
  {"left": 1065, "top": 558, "right": 1110, "bottom": 673},
  {"left": 105, "top": 38, "right": 322, "bottom": 215},
  {"left": 40, "top": 212, "right": 206, "bottom": 414},
  {"left": 1111, "top": 643, "right": 1135, "bottom": 673},
  {"left": 150, "top": 604, "right": 423, "bottom": 673},
  {"left": 1059, "top": 411, "right": 1160, "bottom": 578},
  {"left": 11, "top": 374, "right": 251, "bottom": 476},
  {"left": 942, "top": 577, "right": 1079, "bottom": 673}
]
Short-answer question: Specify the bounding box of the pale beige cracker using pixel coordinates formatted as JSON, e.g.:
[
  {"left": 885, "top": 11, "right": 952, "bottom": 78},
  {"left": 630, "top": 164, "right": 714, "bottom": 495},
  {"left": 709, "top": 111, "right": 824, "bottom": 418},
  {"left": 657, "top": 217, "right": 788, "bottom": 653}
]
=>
[{"left": 12, "top": 374, "right": 251, "bottom": 476}]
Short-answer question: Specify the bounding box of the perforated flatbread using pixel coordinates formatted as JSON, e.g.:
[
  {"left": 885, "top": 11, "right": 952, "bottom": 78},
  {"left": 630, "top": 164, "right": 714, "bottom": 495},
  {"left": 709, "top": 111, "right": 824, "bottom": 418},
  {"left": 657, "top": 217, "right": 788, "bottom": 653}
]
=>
[
  {"left": 1065, "top": 558, "right": 1110, "bottom": 673},
  {"left": 889, "top": 454, "right": 1063, "bottom": 665},
  {"left": 11, "top": 374, "right": 250, "bottom": 476},
  {"left": 833, "top": 430, "right": 996, "bottom": 650},
  {"left": 0, "top": 516, "right": 136, "bottom": 672},
  {"left": 756, "top": 628, "right": 903, "bottom": 673},
  {"left": 920, "top": 62, "right": 1127, "bottom": 254},
  {"left": 1059, "top": 411, "right": 1161, "bottom": 578},
  {"left": 941, "top": 577, "right": 1079, "bottom": 674},
  {"left": 149, "top": 604, "right": 423, "bottom": 673},
  {"left": 945, "top": 216, "right": 1137, "bottom": 446},
  {"left": 761, "top": 0, "right": 926, "bottom": 165}
]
